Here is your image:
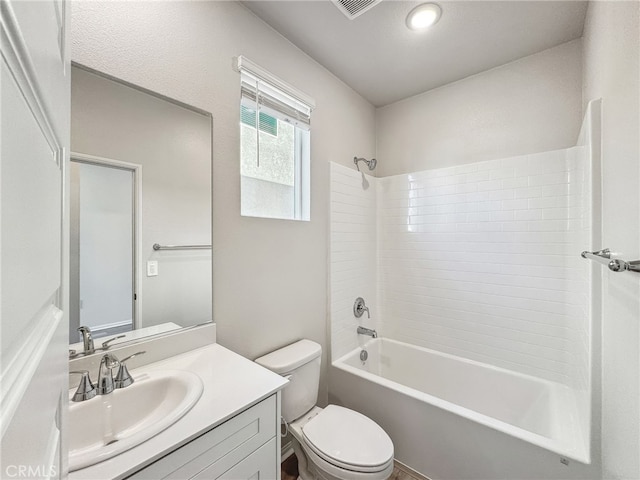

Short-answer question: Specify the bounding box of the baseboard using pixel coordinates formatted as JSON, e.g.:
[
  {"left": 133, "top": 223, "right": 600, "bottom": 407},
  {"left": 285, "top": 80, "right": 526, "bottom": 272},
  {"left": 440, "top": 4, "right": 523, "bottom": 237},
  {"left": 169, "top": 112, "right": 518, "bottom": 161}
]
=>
[
  {"left": 394, "top": 459, "right": 431, "bottom": 480},
  {"left": 281, "top": 440, "right": 294, "bottom": 461}
]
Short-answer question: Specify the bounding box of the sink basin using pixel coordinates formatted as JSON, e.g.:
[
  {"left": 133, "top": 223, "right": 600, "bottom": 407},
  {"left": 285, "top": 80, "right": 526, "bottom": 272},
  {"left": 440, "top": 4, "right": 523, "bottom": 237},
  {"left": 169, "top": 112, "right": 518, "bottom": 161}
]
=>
[{"left": 69, "top": 369, "right": 203, "bottom": 471}]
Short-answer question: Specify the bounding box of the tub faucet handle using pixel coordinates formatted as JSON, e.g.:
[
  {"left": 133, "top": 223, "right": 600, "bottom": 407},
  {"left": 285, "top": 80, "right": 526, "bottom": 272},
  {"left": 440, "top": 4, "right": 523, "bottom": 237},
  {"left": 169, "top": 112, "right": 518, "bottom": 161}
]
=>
[{"left": 353, "top": 297, "right": 370, "bottom": 318}]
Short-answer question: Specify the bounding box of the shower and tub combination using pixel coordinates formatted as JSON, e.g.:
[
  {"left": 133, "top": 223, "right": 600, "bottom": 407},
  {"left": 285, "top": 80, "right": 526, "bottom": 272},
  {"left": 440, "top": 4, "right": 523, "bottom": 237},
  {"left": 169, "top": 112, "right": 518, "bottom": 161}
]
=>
[{"left": 328, "top": 103, "right": 600, "bottom": 479}]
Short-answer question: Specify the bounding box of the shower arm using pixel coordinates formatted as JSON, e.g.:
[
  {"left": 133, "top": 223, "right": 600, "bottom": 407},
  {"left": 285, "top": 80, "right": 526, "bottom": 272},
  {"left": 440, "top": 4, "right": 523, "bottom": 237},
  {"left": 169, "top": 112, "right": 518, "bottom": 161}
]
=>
[{"left": 354, "top": 156, "right": 376, "bottom": 172}]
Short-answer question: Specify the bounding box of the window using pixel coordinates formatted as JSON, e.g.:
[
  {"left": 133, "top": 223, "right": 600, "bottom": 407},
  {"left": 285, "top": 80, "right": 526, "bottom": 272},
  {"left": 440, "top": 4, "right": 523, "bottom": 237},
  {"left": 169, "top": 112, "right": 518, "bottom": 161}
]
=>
[{"left": 237, "top": 56, "right": 314, "bottom": 221}]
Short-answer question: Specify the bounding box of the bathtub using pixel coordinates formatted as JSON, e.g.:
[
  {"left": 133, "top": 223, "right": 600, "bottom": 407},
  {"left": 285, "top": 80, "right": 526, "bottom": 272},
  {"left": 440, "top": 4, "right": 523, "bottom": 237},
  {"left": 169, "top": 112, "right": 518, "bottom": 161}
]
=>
[{"left": 330, "top": 338, "right": 595, "bottom": 480}]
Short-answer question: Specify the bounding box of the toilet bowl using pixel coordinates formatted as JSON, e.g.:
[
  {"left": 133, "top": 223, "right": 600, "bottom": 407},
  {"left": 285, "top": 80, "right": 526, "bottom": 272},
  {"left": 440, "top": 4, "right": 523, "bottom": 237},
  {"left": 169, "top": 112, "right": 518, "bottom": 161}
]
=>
[{"left": 255, "top": 340, "right": 394, "bottom": 480}]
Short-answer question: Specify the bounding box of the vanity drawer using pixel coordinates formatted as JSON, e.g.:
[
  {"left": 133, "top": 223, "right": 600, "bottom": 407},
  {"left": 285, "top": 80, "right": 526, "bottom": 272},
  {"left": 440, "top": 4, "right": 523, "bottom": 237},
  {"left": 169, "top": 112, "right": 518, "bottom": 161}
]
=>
[
  {"left": 194, "top": 437, "right": 276, "bottom": 480},
  {"left": 128, "top": 394, "right": 276, "bottom": 479}
]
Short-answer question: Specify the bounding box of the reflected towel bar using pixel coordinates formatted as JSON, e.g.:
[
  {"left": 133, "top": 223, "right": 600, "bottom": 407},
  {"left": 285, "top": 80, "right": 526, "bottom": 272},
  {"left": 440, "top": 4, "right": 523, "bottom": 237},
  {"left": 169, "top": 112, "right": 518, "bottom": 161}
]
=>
[
  {"left": 153, "top": 243, "right": 211, "bottom": 251},
  {"left": 581, "top": 248, "right": 640, "bottom": 273}
]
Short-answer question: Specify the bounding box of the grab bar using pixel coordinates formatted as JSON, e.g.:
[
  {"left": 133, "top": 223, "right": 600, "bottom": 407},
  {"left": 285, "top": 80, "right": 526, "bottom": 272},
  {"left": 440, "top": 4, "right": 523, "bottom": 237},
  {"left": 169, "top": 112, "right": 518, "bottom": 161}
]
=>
[
  {"left": 581, "top": 248, "right": 640, "bottom": 273},
  {"left": 153, "top": 243, "right": 211, "bottom": 251}
]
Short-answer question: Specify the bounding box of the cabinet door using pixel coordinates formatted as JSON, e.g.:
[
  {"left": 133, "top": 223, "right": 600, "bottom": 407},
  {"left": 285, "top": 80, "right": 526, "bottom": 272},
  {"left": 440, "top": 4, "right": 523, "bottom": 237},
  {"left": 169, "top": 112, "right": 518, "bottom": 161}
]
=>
[
  {"left": 0, "top": 0, "right": 70, "bottom": 478},
  {"left": 197, "top": 438, "right": 277, "bottom": 480},
  {"left": 128, "top": 395, "right": 277, "bottom": 480}
]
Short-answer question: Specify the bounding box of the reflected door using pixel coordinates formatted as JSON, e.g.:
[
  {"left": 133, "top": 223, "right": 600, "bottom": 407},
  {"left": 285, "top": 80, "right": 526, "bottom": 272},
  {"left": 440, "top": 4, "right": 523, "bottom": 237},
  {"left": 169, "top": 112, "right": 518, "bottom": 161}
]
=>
[{"left": 70, "top": 160, "right": 135, "bottom": 339}]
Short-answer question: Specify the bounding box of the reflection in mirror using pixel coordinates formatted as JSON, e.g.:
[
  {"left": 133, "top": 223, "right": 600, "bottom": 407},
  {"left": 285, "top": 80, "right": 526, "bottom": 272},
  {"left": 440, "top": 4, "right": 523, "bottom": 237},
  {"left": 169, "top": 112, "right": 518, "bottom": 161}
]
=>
[
  {"left": 70, "top": 159, "right": 136, "bottom": 337},
  {"left": 69, "top": 65, "right": 212, "bottom": 350}
]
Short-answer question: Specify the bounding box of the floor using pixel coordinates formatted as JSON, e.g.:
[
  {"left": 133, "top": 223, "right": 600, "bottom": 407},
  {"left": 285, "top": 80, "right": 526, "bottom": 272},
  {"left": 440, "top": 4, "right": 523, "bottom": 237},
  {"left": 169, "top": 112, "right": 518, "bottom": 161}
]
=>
[{"left": 281, "top": 453, "right": 426, "bottom": 480}]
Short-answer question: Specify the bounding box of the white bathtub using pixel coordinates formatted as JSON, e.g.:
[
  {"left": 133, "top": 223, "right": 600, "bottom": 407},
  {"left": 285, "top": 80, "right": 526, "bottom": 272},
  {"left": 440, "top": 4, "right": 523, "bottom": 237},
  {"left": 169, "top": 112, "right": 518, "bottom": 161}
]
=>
[{"left": 330, "top": 339, "right": 595, "bottom": 480}]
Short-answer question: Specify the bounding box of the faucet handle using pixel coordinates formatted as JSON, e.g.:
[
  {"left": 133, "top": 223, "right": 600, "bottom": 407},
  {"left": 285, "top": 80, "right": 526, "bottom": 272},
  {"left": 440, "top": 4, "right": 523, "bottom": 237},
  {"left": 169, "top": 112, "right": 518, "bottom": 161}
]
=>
[
  {"left": 70, "top": 370, "right": 96, "bottom": 402},
  {"left": 101, "top": 335, "right": 126, "bottom": 350},
  {"left": 114, "top": 351, "right": 146, "bottom": 389},
  {"left": 353, "top": 297, "right": 370, "bottom": 319}
]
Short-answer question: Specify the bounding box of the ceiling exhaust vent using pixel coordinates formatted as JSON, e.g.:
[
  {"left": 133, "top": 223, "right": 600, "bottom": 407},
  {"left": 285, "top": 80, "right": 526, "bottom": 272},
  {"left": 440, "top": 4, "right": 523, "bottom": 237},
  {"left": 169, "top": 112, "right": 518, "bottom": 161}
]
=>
[{"left": 332, "top": 0, "right": 383, "bottom": 19}]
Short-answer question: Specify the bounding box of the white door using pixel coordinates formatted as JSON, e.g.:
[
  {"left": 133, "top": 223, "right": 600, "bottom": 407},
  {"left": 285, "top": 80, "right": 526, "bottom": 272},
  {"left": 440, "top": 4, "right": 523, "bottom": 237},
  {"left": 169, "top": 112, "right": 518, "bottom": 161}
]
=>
[
  {"left": 1, "top": 0, "right": 70, "bottom": 479},
  {"left": 71, "top": 160, "right": 134, "bottom": 337}
]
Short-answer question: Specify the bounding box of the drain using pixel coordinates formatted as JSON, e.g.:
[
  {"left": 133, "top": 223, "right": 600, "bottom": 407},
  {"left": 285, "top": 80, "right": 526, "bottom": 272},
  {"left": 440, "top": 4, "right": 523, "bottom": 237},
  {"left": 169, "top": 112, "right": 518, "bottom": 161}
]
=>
[{"left": 360, "top": 350, "right": 368, "bottom": 362}]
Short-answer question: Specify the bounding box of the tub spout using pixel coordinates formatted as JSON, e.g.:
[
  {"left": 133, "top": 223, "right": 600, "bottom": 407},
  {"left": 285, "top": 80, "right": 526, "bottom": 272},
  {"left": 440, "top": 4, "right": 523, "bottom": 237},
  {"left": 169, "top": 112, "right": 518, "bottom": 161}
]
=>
[{"left": 357, "top": 326, "right": 377, "bottom": 338}]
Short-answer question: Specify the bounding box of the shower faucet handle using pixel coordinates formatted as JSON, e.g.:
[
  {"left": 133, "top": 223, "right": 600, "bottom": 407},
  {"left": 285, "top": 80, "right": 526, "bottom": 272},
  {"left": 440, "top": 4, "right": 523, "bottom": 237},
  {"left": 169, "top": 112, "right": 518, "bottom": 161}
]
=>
[{"left": 353, "top": 297, "right": 370, "bottom": 318}]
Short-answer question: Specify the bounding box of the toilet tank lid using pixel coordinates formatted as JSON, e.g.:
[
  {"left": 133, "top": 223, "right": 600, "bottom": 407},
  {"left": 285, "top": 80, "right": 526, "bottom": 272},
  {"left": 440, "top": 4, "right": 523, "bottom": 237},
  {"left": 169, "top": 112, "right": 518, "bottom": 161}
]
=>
[{"left": 255, "top": 339, "right": 321, "bottom": 374}]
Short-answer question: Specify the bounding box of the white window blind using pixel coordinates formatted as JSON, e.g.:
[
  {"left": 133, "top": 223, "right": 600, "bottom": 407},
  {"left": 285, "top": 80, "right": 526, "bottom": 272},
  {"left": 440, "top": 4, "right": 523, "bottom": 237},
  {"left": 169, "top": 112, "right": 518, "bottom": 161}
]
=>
[{"left": 236, "top": 56, "right": 315, "bottom": 130}]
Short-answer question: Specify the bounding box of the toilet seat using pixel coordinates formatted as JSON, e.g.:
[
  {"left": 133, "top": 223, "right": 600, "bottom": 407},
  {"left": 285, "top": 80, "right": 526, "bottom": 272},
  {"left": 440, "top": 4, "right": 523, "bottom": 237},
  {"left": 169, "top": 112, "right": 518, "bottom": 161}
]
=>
[{"left": 301, "top": 405, "right": 394, "bottom": 473}]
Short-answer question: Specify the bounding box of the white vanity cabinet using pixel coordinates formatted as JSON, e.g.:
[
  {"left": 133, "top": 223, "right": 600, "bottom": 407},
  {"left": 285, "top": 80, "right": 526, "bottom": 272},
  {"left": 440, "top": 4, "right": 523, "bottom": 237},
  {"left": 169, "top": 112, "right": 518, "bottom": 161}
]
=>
[
  {"left": 127, "top": 394, "right": 280, "bottom": 480},
  {"left": 68, "top": 342, "right": 287, "bottom": 480}
]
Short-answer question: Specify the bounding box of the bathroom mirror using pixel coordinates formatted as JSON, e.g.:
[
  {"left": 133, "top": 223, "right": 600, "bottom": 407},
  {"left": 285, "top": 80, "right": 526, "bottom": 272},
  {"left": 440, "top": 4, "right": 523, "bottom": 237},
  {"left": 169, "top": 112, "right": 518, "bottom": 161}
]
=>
[{"left": 69, "top": 64, "right": 213, "bottom": 348}]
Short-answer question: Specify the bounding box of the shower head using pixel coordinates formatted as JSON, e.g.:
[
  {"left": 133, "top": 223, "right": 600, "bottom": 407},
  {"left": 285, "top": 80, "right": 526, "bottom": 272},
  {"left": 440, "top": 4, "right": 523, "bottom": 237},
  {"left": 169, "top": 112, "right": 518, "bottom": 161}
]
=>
[{"left": 354, "top": 156, "right": 377, "bottom": 172}]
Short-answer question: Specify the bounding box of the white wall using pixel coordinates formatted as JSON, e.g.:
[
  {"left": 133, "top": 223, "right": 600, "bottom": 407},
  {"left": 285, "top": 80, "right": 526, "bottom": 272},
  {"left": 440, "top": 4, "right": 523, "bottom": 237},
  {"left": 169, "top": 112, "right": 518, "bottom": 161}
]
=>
[
  {"left": 582, "top": 2, "right": 640, "bottom": 478},
  {"left": 71, "top": 1, "right": 376, "bottom": 404},
  {"left": 376, "top": 39, "right": 583, "bottom": 176}
]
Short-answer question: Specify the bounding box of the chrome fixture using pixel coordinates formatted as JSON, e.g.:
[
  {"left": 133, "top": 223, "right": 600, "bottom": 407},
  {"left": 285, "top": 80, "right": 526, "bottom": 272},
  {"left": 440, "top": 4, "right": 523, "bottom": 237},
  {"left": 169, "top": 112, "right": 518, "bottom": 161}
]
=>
[
  {"left": 77, "top": 326, "right": 95, "bottom": 355},
  {"left": 353, "top": 156, "right": 377, "bottom": 172},
  {"left": 153, "top": 243, "right": 212, "bottom": 251},
  {"left": 69, "top": 370, "right": 97, "bottom": 402},
  {"left": 69, "top": 333, "right": 128, "bottom": 359},
  {"left": 353, "top": 297, "right": 370, "bottom": 318},
  {"left": 101, "top": 335, "right": 126, "bottom": 350},
  {"left": 357, "top": 326, "right": 378, "bottom": 338},
  {"left": 581, "top": 248, "right": 640, "bottom": 273},
  {"left": 114, "top": 351, "right": 146, "bottom": 389},
  {"left": 97, "top": 353, "right": 120, "bottom": 395},
  {"left": 360, "top": 349, "right": 368, "bottom": 362}
]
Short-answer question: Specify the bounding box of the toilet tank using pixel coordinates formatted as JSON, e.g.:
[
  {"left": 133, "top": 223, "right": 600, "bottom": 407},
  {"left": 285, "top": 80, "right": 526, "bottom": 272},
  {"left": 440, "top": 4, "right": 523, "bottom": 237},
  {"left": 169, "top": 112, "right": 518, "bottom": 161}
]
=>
[{"left": 255, "top": 339, "right": 321, "bottom": 423}]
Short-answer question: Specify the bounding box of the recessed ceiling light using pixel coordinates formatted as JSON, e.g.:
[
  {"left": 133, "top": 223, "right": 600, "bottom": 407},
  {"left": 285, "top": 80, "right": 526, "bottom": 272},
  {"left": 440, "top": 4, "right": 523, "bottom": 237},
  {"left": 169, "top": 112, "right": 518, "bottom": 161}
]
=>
[{"left": 406, "top": 3, "right": 442, "bottom": 31}]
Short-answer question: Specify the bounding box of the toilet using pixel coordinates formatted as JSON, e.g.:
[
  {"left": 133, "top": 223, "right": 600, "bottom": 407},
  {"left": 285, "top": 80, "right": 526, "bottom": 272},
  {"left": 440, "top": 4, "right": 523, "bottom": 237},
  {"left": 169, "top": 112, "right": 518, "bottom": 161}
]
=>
[{"left": 255, "top": 339, "right": 394, "bottom": 480}]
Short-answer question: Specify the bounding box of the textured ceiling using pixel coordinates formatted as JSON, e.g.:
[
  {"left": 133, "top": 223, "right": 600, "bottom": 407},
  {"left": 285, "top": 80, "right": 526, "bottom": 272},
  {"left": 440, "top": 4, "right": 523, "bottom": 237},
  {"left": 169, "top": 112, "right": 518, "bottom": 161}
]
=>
[{"left": 242, "top": 1, "right": 588, "bottom": 106}]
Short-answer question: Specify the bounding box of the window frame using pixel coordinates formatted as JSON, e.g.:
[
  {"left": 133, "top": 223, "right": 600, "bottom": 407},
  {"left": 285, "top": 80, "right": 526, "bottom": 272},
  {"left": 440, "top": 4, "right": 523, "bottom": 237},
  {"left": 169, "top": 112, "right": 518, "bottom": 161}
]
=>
[{"left": 236, "top": 56, "right": 314, "bottom": 221}]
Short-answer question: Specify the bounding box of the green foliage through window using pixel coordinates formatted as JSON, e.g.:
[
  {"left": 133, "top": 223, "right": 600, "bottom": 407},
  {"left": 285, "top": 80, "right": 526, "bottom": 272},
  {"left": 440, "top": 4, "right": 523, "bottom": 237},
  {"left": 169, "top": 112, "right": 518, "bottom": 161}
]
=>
[{"left": 240, "top": 104, "right": 278, "bottom": 136}]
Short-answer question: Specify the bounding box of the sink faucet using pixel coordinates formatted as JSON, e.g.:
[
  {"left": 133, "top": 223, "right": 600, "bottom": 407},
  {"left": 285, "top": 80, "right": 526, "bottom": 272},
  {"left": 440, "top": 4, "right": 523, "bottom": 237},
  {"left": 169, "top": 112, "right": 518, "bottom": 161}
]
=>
[
  {"left": 97, "top": 353, "right": 120, "bottom": 395},
  {"left": 357, "top": 326, "right": 378, "bottom": 338},
  {"left": 77, "top": 326, "right": 95, "bottom": 355}
]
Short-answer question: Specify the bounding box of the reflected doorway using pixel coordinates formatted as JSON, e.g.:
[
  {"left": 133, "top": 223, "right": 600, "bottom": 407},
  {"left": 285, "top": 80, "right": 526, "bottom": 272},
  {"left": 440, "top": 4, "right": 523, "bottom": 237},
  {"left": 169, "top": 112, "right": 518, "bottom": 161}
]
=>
[{"left": 69, "top": 155, "right": 139, "bottom": 342}]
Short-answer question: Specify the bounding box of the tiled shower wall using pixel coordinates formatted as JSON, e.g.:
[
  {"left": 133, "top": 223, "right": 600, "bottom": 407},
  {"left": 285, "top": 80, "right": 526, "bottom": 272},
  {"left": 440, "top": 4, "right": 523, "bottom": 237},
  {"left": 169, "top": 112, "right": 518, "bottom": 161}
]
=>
[
  {"left": 329, "top": 164, "right": 377, "bottom": 360},
  {"left": 330, "top": 146, "right": 591, "bottom": 388},
  {"left": 378, "top": 149, "right": 591, "bottom": 385}
]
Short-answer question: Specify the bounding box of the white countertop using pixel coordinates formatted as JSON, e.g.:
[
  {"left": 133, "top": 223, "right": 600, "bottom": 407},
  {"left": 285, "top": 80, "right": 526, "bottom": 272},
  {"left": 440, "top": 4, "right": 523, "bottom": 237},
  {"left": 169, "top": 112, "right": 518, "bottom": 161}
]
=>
[{"left": 69, "top": 343, "right": 288, "bottom": 480}]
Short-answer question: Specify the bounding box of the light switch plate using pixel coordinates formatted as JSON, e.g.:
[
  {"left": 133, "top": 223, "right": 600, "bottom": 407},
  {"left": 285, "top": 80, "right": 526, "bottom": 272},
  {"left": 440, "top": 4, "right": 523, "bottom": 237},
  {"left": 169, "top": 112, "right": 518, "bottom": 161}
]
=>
[{"left": 147, "top": 260, "right": 158, "bottom": 277}]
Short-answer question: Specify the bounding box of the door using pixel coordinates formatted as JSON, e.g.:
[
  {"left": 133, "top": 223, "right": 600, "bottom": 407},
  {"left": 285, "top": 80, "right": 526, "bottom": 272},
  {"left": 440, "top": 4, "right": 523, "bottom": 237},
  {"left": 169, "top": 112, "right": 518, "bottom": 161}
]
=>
[
  {"left": 70, "top": 159, "right": 135, "bottom": 339},
  {"left": 1, "top": 0, "right": 70, "bottom": 478}
]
